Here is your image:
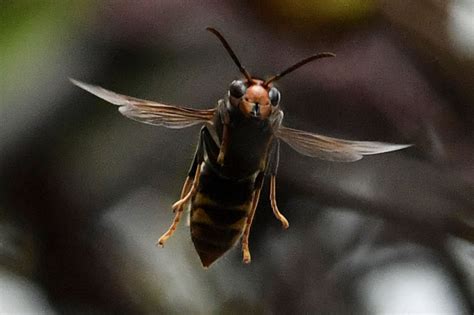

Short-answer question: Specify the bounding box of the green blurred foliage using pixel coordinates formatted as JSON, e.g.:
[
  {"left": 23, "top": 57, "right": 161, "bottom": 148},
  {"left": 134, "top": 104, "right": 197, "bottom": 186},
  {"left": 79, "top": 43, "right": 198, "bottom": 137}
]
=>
[
  {"left": 269, "top": 0, "right": 376, "bottom": 27},
  {"left": 0, "top": 1, "right": 90, "bottom": 100}
]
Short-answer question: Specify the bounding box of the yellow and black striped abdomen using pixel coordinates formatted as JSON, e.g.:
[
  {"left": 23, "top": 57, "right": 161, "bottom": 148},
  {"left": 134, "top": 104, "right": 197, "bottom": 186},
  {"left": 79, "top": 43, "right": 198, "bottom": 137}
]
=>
[{"left": 190, "top": 164, "right": 255, "bottom": 267}]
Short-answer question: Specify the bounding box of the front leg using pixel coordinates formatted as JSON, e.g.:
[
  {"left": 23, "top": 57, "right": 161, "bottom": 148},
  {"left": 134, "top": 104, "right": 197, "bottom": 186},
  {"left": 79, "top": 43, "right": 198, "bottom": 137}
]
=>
[
  {"left": 266, "top": 140, "right": 289, "bottom": 229},
  {"left": 241, "top": 172, "right": 265, "bottom": 264}
]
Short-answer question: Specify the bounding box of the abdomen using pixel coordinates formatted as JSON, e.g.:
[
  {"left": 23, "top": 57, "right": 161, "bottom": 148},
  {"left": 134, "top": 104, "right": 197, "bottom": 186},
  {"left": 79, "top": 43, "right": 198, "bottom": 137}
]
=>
[{"left": 190, "top": 164, "right": 255, "bottom": 267}]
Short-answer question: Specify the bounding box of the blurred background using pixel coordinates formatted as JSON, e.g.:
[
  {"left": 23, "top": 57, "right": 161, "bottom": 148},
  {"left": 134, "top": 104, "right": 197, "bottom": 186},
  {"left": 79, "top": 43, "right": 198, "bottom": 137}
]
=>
[{"left": 1, "top": 0, "right": 473, "bottom": 313}]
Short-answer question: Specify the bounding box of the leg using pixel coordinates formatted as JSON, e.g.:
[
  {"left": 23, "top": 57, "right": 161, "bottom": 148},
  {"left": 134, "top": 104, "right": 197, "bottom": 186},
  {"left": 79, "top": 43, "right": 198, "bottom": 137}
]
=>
[
  {"left": 217, "top": 103, "right": 230, "bottom": 166},
  {"left": 157, "top": 126, "right": 214, "bottom": 247},
  {"left": 266, "top": 140, "right": 289, "bottom": 229},
  {"left": 270, "top": 175, "right": 289, "bottom": 229},
  {"left": 171, "top": 163, "right": 201, "bottom": 212},
  {"left": 170, "top": 128, "right": 209, "bottom": 214},
  {"left": 156, "top": 163, "right": 202, "bottom": 247},
  {"left": 242, "top": 172, "right": 264, "bottom": 264},
  {"left": 173, "top": 176, "right": 193, "bottom": 213}
]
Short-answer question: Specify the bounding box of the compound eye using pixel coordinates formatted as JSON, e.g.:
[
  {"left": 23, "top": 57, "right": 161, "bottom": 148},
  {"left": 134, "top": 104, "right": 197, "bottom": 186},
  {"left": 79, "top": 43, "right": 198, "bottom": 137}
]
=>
[
  {"left": 268, "top": 87, "right": 281, "bottom": 106},
  {"left": 229, "top": 80, "right": 247, "bottom": 98}
]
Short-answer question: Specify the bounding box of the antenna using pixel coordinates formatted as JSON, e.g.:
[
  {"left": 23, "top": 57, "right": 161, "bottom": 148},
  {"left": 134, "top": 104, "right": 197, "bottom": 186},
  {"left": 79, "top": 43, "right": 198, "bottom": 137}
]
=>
[
  {"left": 206, "top": 27, "right": 253, "bottom": 82},
  {"left": 264, "top": 52, "right": 335, "bottom": 86}
]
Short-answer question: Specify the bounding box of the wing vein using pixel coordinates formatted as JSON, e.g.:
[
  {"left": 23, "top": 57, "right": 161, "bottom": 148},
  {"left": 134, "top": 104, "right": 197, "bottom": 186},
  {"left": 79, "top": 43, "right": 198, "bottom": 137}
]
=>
[
  {"left": 71, "top": 79, "right": 216, "bottom": 128},
  {"left": 276, "top": 126, "right": 411, "bottom": 162}
]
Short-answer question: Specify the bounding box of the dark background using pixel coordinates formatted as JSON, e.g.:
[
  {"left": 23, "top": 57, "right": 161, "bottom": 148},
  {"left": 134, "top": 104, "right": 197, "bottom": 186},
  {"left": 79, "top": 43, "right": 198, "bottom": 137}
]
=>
[{"left": 1, "top": 1, "right": 473, "bottom": 313}]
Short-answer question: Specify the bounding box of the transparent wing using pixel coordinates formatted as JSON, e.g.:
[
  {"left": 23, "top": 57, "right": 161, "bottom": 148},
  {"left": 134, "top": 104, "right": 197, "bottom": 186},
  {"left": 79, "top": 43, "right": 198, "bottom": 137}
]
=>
[
  {"left": 70, "top": 79, "right": 216, "bottom": 128},
  {"left": 276, "top": 126, "right": 412, "bottom": 162}
]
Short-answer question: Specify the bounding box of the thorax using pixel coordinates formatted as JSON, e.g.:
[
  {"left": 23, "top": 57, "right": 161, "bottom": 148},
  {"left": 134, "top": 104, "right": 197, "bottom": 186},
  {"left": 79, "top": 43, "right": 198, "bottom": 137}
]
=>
[{"left": 210, "top": 98, "right": 275, "bottom": 178}]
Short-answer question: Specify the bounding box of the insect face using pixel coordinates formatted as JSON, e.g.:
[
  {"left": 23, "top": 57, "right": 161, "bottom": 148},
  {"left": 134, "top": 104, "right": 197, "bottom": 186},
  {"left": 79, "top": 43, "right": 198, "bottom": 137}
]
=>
[{"left": 228, "top": 79, "right": 279, "bottom": 120}]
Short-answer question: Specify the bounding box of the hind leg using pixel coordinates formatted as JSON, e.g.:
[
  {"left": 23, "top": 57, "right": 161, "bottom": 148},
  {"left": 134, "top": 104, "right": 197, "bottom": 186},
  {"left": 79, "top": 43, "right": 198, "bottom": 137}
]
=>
[
  {"left": 157, "top": 163, "right": 202, "bottom": 247},
  {"left": 157, "top": 126, "right": 215, "bottom": 247}
]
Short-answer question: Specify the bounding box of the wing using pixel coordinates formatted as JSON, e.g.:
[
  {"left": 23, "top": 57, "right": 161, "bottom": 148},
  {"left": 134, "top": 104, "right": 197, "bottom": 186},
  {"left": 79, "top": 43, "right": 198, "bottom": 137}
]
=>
[
  {"left": 70, "top": 79, "right": 216, "bottom": 129},
  {"left": 276, "top": 126, "right": 412, "bottom": 162}
]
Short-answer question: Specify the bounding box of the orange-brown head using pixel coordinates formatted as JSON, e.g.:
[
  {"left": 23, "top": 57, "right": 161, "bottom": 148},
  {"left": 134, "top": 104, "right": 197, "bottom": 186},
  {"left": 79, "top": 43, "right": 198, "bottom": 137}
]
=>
[
  {"left": 207, "top": 27, "right": 335, "bottom": 121},
  {"left": 227, "top": 79, "right": 281, "bottom": 120}
]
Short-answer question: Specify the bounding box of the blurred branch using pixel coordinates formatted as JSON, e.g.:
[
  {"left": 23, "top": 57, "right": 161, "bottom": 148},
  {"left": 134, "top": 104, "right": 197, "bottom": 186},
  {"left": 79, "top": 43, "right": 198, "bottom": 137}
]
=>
[
  {"left": 380, "top": 0, "right": 474, "bottom": 120},
  {"left": 281, "top": 153, "right": 474, "bottom": 243}
]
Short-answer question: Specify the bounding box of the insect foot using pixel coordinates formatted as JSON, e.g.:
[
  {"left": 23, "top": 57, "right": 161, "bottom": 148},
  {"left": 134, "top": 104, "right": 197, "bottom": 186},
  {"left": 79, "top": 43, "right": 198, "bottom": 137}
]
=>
[
  {"left": 156, "top": 234, "right": 170, "bottom": 247},
  {"left": 242, "top": 247, "right": 251, "bottom": 264}
]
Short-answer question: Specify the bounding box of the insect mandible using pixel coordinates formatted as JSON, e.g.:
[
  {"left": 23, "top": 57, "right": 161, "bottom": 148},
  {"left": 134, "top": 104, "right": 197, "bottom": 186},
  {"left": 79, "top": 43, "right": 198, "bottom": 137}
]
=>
[{"left": 71, "top": 27, "right": 411, "bottom": 267}]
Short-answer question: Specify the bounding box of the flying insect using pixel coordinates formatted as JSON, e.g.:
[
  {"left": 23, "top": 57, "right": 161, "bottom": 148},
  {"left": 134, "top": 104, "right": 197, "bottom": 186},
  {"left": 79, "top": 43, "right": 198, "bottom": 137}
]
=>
[{"left": 71, "top": 27, "right": 410, "bottom": 267}]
